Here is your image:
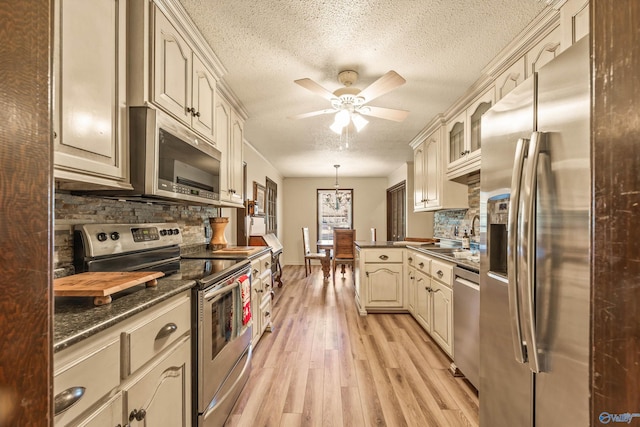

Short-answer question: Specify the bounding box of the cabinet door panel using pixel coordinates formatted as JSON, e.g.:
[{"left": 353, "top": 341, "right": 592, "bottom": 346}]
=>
[
  {"left": 124, "top": 338, "right": 191, "bottom": 427},
  {"left": 191, "top": 53, "right": 216, "bottom": 141},
  {"left": 431, "top": 282, "right": 453, "bottom": 356},
  {"left": 424, "top": 136, "right": 440, "bottom": 209},
  {"left": 413, "top": 143, "right": 426, "bottom": 210},
  {"left": 365, "top": 265, "right": 403, "bottom": 308},
  {"left": 74, "top": 393, "right": 123, "bottom": 427},
  {"left": 415, "top": 272, "right": 431, "bottom": 332},
  {"left": 153, "top": 8, "right": 191, "bottom": 123},
  {"left": 54, "top": 0, "right": 127, "bottom": 180}
]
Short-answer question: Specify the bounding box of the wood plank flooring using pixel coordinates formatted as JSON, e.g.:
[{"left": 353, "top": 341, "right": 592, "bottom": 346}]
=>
[{"left": 226, "top": 265, "right": 479, "bottom": 427}]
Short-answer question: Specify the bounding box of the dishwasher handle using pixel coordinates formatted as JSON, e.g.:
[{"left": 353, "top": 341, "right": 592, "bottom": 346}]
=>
[{"left": 455, "top": 276, "right": 479, "bottom": 291}]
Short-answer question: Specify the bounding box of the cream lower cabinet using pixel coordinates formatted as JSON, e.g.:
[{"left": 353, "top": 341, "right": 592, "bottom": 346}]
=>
[
  {"left": 54, "top": 292, "right": 191, "bottom": 427},
  {"left": 251, "top": 251, "right": 273, "bottom": 346},
  {"left": 355, "top": 248, "right": 405, "bottom": 314},
  {"left": 406, "top": 266, "right": 417, "bottom": 315},
  {"left": 407, "top": 250, "right": 454, "bottom": 358},
  {"left": 122, "top": 337, "right": 191, "bottom": 426}
]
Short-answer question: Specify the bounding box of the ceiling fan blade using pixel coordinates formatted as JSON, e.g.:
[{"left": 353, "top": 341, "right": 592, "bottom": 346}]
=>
[
  {"left": 357, "top": 70, "right": 406, "bottom": 103},
  {"left": 294, "top": 78, "right": 336, "bottom": 101},
  {"left": 359, "top": 106, "right": 409, "bottom": 122},
  {"left": 288, "top": 109, "right": 336, "bottom": 120}
]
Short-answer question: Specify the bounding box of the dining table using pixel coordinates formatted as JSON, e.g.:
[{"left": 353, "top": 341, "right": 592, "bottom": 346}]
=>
[{"left": 316, "top": 239, "right": 333, "bottom": 279}]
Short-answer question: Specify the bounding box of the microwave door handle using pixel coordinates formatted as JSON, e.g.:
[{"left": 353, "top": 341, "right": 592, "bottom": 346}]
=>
[
  {"left": 508, "top": 137, "right": 529, "bottom": 364},
  {"left": 520, "top": 131, "right": 547, "bottom": 374}
]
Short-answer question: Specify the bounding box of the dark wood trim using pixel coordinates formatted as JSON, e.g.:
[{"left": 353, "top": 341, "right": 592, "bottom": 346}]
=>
[
  {"left": 0, "top": 0, "right": 54, "bottom": 425},
  {"left": 386, "top": 181, "right": 406, "bottom": 241},
  {"left": 591, "top": 1, "right": 640, "bottom": 423}
]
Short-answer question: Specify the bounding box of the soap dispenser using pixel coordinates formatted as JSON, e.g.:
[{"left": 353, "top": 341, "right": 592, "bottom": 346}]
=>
[{"left": 462, "top": 229, "right": 470, "bottom": 249}]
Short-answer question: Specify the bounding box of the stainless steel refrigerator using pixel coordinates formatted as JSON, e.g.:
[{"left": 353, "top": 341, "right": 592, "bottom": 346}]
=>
[{"left": 479, "top": 36, "right": 590, "bottom": 426}]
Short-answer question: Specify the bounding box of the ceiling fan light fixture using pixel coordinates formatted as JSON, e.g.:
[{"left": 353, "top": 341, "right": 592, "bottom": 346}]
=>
[
  {"left": 330, "top": 120, "right": 344, "bottom": 134},
  {"left": 352, "top": 113, "right": 368, "bottom": 132}
]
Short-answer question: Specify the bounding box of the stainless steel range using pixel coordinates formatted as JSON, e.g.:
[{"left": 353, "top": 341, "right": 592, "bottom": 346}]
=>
[{"left": 74, "top": 222, "right": 253, "bottom": 427}]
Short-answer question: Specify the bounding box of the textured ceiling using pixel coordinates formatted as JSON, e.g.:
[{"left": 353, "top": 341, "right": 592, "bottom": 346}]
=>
[{"left": 178, "top": 0, "right": 547, "bottom": 178}]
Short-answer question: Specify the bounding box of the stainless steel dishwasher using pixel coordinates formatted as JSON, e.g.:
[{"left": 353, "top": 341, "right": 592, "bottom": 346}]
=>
[{"left": 453, "top": 265, "right": 480, "bottom": 390}]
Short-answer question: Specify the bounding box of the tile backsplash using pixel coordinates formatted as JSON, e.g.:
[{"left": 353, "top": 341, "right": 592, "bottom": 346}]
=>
[
  {"left": 433, "top": 172, "right": 480, "bottom": 243},
  {"left": 54, "top": 192, "right": 218, "bottom": 276}
]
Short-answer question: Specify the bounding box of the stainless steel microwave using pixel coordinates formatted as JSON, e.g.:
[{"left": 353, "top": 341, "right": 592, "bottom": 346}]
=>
[{"left": 124, "top": 106, "right": 221, "bottom": 205}]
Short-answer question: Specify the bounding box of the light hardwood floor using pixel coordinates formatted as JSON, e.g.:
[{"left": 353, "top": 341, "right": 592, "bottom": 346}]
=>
[{"left": 226, "top": 265, "right": 479, "bottom": 427}]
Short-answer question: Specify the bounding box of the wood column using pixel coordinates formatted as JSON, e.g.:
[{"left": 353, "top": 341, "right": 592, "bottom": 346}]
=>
[
  {"left": 592, "top": 1, "right": 640, "bottom": 424},
  {"left": 0, "top": 0, "right": 54, "bottom": 425}
]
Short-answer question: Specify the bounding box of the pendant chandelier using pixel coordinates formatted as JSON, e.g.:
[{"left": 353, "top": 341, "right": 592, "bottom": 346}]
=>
[{"left": 333, "top": 164, "right": 350, "bottom": 209}]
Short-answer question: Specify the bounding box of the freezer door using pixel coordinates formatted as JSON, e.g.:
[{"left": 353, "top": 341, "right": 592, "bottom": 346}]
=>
[
  {"left": 479, "top": 77, "right": 534, "bottom": 427},
  {"left": 533, "top": 36, "right": 590, "bottom": 427}
]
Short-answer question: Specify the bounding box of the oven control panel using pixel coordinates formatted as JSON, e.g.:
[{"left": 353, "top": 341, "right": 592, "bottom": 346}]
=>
[{"left": 75, "top": 223, "right": 183, "bottom": 257}]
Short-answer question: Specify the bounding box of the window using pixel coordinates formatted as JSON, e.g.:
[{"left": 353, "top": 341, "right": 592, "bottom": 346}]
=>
[
  {"left": 317, "top": 189, "right": 353, "bottom": 241},
  {"left": 265, "top": 177, "right": 277, "bottom": 234}
]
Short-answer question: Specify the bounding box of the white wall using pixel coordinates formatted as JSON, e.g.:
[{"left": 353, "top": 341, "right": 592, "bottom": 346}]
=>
[{"left": 282, "top": 176, "right": 387, "bottom": 266}]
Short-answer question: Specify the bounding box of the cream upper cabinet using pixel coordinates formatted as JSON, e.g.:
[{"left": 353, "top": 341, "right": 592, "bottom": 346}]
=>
[
  {"left": 229, "top": 110, "right": 245, "bottom": 205},
  {"left": 446, "top": 86, "right": 494, "bottom": 179},
  {"left": 495, "top": 57, "right": 526, "bottom": 101},
  {"left": 53, "top": 0, "right": 130, "bottom": 189},
  {"left": 152, "top": 7, "right": 217, "bottom": 143},
  {"left": 561, "top": 0, "right": 589, "bottom": 50},
  {"left": 215, "top": 91, "right": 244, "bottom": 207},
  {"left": 413, "top": 126, "right": 467, "bottom": 212},
  {"left": 526, "top": 25, "right": 562, "bottom": 77}
]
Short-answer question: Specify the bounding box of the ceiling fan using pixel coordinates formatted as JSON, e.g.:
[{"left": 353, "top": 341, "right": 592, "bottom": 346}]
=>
[{"left": 289, "top": 70, "right": 409, "bottom": 133}]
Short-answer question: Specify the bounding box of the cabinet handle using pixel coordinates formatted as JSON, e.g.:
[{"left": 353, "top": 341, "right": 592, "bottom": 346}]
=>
[
  {"left": 407, "top": 256, "right": 413, "bottom": 262},
  {"left": 155, "top": 323, "right": 177, "bottom": 340},
  {"left": 186, "top": 107, "right": 195, "bottom": 114},
  {"left": 418, "top": 262, "right": 424, "bottom": 268},
  {"left": 129, "top": 408, "right": 147, "bottom": 422},
  {"left": 194, "top": 111, "right": 201, "bottom": 117},
  {"left": 253, "top": 269, "right": 259, "bottom": 276},
  {"left": 270, "top": 290, "right": 275, "bottom": 300},
  {"left": 436, "top": 270, "right": 444, "bottom": 278},
  {"left": 265, "top": 261, "right": 270, "bottom": 269},
  {"left": 265, "top": 311, "right": 271, "bottom": 317},
  {"left": 54, "top": 386, "right": 85, "bottom": 415},
  {"left": 378, "top": 254, "right": 389, "bottom": 260}
]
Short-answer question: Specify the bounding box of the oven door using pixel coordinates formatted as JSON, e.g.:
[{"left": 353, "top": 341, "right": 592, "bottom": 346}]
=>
[{"left": 198, "top": 270, "right": 252, "bottom": 415}]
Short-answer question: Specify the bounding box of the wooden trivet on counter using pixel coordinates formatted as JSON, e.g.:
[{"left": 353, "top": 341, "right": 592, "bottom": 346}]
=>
[{"left": 54, "top": 271, "right": 165, "bottom": 306}]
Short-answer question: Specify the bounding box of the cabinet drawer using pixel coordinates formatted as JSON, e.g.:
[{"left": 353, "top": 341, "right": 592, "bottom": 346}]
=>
[
  {"left": 413, "top": 253, "right": 432, "bottom": 275},
  {"left": 122, "top": 296, "right": 191, "bottom": 377},
  {"left": 431, "top": 259, "right": 453, "bottom": 286},
  {"left": 54, "top": 338, "right": 120, "bottom": 425},
  {"left": 363, "top": 249, "right": 403, "bottom": 263}
]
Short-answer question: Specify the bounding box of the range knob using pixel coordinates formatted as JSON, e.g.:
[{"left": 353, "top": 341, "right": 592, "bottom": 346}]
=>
[
  {"left": 173, "top": 228, "right": 180, "bottom": 235},
  {"left": 167, "top": 229, "right": 174, "bottom": 235},
  {"left": 97, "top": 232, "right": 108, "bottom": 242},
  {"left": 160, "top": 229, "right": 167, "bottom": 236},
  {"left": 110, "top": 232, "right": 120, "bottom": 241}
]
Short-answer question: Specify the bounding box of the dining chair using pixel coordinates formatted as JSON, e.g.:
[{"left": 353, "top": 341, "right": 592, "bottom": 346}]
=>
[
  {"left": 333, "top": 228, "right": 356, "bottom": 284},
  {"left": 302, "top": 227, "right": 327, "bottom": 277}
]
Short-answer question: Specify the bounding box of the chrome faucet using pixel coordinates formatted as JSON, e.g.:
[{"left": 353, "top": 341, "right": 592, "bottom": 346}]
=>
[{"left": 470, "top": 215, "right": 480, "bottom": 237}]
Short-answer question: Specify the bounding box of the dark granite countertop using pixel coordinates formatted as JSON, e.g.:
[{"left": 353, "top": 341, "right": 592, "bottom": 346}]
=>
[
  {"left": 355, "top": 240, "right": 479, "bottom": 273},
  {"left": 54, "top": 278, "right": 195, "bottom": 353},
  {"left": 181, "top": 244, "right": 271, "bottom": 260}
]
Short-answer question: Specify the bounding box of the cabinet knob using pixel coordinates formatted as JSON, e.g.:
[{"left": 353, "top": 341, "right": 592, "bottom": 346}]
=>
[
  {"left": 129, "top": 408, "right": 146, "bottom": 421},
  {"left": 407, "top": 257, "right": 413, "bottom": 262},
  {"left": 437, "top": 270, "right": 444, "bottom": 278},
  {"left": 419, "top": 262, "right": 424, "bottom": 268},
  {"left": 378, "top": 254, "right": 389, "bottom": 260},
  {"left": 194, "top": 111, "right": 201, "bottom": 117},
  {"left": 253, "top": 269, "right": 259, "bottom": 276}
]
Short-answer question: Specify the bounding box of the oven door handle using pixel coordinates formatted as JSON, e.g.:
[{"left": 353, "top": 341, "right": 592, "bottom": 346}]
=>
[{"left": 204, "top": 281, "right": 239, "bottom": 301}]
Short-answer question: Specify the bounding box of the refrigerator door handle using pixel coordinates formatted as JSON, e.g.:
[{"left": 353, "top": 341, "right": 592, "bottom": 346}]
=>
[
  {"left": 507, "top": 137, "right": 529, "bottom": 364},
  {"left": 520, "top": 131, "right": 547, "bottom": 374}
]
